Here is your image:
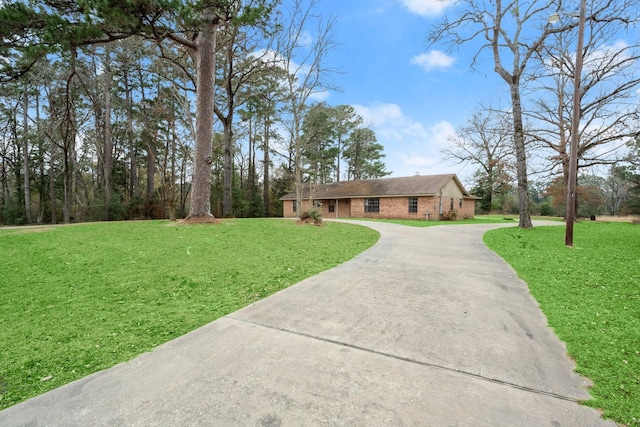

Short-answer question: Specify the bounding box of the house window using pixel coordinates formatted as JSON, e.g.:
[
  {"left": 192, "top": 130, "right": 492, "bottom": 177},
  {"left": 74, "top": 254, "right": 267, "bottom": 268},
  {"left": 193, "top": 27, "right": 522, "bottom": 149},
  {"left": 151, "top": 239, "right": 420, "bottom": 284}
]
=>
[
  {"left": 408, "top": 197, "right": 418, "bottom": 213},
  {"left": 329, "top": 200, "right": 335, "bottom": 213},
  {"left": 364, "top": 198, "right": 380, "bottom": 213},
  {"left": 450, "top": 198, "right": 454, "bottom": 211},
  {"left": 293, "top": 200, "right": 297, "bottom": 213},
  {"left": 459, "top": 198, "right": 463, "bottom": 209}
]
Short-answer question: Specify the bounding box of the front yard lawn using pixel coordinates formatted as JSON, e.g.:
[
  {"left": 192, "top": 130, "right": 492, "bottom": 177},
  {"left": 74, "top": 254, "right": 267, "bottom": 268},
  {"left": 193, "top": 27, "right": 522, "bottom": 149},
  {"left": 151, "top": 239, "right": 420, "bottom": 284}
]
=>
[{"left": 0, "top": 219, "right": 379, "bottom": 410}]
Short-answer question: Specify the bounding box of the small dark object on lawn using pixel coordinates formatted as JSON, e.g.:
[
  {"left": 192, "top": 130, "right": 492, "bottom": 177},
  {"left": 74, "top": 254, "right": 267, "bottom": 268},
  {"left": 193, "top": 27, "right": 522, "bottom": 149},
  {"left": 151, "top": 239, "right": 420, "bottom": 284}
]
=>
[{"left": 503, "top": 217, "right": 514, "bottom": 221}]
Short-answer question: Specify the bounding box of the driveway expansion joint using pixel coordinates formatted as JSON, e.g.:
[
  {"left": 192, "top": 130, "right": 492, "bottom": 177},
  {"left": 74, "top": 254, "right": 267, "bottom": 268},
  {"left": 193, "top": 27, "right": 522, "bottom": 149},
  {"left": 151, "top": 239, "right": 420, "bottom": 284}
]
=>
[{"left": 225, "top": 314, "right": 582, "bottom": 404}]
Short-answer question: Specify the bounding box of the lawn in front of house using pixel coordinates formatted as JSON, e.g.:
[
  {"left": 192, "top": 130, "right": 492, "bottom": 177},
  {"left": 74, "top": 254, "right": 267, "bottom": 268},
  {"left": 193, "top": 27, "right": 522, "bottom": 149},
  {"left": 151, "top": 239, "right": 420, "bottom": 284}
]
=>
[
  {"left": 484, "top": 222, "right": 640, "bottom": 426},
  {"left": 0, "top": 219, "right": 379, "bottom": 410}
]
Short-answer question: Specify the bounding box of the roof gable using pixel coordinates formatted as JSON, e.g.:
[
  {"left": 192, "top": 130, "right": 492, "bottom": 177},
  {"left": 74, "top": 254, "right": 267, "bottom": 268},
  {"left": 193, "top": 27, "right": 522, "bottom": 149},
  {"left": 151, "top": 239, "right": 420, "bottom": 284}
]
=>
[{"left": 281, "top": 174, "right": 475, "bottom": 200}]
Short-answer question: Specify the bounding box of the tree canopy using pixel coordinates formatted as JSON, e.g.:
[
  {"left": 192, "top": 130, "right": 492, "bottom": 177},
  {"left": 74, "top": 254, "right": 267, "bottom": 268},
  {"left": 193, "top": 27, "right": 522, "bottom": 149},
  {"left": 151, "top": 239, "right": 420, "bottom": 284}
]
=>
[{"left": 0, "top": 0, "right": 390, "bottom": 225}]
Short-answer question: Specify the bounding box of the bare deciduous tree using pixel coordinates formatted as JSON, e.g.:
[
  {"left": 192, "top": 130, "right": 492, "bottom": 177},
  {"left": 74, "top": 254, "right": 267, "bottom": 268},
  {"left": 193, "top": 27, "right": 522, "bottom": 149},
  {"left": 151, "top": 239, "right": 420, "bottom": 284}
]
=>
[
  {"left": 442, "top": 108, "right": 514, "bottom": 213},
  {"left": 527, "top": 1, "right": 640, "bottom": 192},
  {"left": 428, "top": 0, "right": 575, "bottom": 228},
  {"left": 277, "top": 0, "right": 338, "bottom": 217}
]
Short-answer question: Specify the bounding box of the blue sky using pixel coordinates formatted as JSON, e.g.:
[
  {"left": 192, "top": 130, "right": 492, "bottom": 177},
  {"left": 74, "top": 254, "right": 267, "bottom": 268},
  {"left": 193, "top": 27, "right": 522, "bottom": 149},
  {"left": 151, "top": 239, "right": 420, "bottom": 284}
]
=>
[{"left": 310, "top": 0, "right": 508, "bottom": 181}]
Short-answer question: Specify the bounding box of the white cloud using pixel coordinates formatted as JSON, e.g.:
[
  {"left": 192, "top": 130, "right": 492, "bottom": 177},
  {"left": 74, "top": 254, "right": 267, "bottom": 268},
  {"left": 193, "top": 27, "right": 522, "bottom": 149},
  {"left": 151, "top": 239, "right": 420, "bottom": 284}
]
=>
[
  {"left": 584, "top": 39, "right": 630, "bottom": 74},
  {"left": 545, "top": 39, "right": 631, "bottom": 75},
  {"left": 354, "top": 103, "right": 404, "bottom": 126},
  {"left": 353, "top": 102, "right": 462, "bottom": 177},
  {"left": 298, "top": 30, "right": 314, "bottom": 49},
  {"left": 399, "top": 0, "right": 454, "bottom": 17},
  {"left": 411, "top": 50, "right": 455, "bottom": 72},
  {"left": 309, "top": 89, "right": 330, "bottom": 102},
  {"left": 429, "top": 121, "right": 457, "bottom": 149}
]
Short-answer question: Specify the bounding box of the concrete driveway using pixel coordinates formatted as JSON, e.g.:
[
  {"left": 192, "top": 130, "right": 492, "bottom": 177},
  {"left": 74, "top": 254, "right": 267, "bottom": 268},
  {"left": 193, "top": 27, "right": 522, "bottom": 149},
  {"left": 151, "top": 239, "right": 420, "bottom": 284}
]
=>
[{"left": 0, "top": 220, "right": 617, "bottom": 426}]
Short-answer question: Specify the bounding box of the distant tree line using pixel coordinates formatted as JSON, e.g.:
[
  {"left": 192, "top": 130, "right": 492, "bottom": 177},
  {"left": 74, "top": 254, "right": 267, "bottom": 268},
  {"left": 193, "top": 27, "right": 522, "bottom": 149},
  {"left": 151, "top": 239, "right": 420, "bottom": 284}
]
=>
[{"left": 443, "top": 108, "right": 640, "bottom": 218}]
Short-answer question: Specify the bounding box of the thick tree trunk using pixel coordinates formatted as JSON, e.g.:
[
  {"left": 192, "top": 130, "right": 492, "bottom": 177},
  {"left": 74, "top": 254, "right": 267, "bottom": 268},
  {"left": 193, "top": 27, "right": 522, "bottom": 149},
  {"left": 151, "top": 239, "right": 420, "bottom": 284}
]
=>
[
  {"left": 188, "top": 18, "right": 217, "bottom": 219},
  {"left": 485, "top": 170, "right": 494, "bottom": 213},
  {"left": 509, "top": 83, "right": 533, "bottom": 228}
]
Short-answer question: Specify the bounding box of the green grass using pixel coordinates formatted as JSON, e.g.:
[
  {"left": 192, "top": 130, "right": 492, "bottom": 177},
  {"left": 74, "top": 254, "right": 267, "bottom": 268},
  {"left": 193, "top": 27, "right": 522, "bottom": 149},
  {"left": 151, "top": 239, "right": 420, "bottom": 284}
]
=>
[
  {"left": 0, "top": 219, "right": 379, "bottom": 410},
  {"left": 484, "top": 222, "right": 640, "bottom": 426}
]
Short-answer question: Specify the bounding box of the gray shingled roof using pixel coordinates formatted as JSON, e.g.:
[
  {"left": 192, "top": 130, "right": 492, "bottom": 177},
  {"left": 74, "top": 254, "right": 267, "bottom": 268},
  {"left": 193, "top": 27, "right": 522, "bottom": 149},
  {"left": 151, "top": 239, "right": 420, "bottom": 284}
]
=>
[{"left": 281, "top": 174, "right": 476, "bottom": 200}]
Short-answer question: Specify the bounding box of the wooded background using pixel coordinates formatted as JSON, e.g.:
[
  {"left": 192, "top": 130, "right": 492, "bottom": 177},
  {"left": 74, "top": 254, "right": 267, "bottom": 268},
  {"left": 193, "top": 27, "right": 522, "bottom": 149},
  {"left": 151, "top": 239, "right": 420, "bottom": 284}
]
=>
[
  {"left": 0, "top": 0, "right": 387, "bottom": 224},
  {"left": 1, "top": 0, "right": 640, "bottom": 225}
]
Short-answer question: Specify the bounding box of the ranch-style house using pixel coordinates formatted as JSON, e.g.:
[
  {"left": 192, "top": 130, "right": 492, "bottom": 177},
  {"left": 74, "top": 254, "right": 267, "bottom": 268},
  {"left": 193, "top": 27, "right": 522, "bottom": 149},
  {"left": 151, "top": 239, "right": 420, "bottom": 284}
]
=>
[{"left": 280, "top": 174, "right": 478, "bottom": 220}]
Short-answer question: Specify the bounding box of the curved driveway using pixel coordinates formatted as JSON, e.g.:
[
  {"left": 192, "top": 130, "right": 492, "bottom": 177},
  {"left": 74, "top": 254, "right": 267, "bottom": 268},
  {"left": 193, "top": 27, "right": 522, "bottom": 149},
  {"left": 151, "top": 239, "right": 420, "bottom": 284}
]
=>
[{"left": 0, "top": 220, "right": 616, "bottom": 426}]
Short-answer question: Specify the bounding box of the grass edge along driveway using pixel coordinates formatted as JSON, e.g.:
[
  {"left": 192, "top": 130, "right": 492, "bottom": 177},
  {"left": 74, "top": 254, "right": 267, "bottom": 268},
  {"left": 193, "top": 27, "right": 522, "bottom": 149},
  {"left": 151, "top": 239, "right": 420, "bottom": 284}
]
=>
[
  {"left": 484, "top": 222, "right": 640, "bottom": 427},
  {"left": 0, "top": 219, "right": 379, "bottom": 410}
]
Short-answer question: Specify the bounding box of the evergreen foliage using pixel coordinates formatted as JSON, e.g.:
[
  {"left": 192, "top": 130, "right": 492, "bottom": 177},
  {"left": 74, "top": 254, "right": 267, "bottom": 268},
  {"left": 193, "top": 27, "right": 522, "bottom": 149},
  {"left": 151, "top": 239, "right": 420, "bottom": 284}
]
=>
[{"left": 0, "top": 1, "right": 390, "bottom": 224}]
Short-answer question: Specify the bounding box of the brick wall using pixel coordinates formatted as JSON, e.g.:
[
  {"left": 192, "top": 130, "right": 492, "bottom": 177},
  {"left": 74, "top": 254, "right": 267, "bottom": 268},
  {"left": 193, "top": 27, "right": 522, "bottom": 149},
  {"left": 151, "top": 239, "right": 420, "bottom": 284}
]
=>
[
  {"left": 458, "top": 198, "right": 476, "bottom": 219},
  {"left": 351, "top": 197, "right": 475, "bottom": 221},
  {"left": 282, "top": 200, "right": 315, "bottom": 218},
  {"left": 283, "top": 200, "right": 295, "bottom": 218}
]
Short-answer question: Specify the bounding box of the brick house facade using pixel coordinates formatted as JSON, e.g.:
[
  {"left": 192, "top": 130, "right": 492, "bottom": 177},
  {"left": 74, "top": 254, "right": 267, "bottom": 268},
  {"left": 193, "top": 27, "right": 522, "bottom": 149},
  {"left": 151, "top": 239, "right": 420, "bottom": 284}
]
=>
[{"left": 281, "top": 174, "right": 478, "bottom": 221}]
